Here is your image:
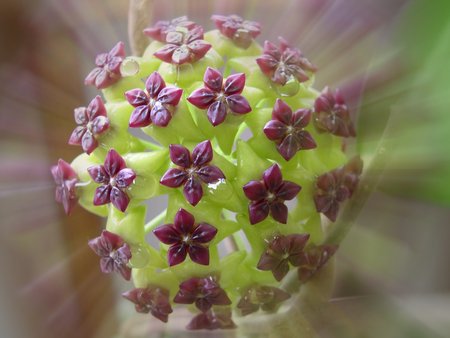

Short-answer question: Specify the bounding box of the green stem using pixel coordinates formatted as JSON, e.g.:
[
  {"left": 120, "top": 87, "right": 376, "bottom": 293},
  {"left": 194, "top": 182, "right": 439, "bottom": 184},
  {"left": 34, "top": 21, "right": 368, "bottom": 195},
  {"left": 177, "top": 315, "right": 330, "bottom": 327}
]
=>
[
  {"left": 140, "top": 140, "right": 163, "bottom": 151},
  {"left": 144, "top": 209, "right": 167, "bottom": 234}
]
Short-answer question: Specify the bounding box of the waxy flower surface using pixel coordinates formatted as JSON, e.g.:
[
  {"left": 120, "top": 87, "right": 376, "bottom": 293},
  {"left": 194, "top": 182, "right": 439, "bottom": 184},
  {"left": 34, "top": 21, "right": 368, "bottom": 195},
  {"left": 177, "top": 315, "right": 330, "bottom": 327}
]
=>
[
  {"left": 187, "top": 67, "right": 252, "bottom": 126},
  {"left": 297, "top": 244, "right": 338, "bottom": 284},
  {"left": 144, "top": 16, "right": 197, "bottom": 42},
  {"left": 187, "top": 308, "right": 236, "bottom": 330},
  {"left": 122, "top": 287, "right": 173, "bottom": 322},
  {"left": 211, "top": 14, "right": 261, "bottom": 49},
  {"left": 51, "top": 159, "right": 78, "bottom": 215},
  {"left": 88, "top": 149, "right": 136, "bottom": 212},
  {"left": 88, "top": 230, "right": 132, "bottom": 280},
  {"left": 237, "top": 285, "right": 291, "bottom": 316}
]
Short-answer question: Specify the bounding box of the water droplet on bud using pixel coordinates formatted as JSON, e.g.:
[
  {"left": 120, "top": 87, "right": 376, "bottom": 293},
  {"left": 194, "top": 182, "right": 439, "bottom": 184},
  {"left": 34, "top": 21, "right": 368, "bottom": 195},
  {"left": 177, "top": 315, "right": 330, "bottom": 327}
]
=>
[
  {"left": 273, "top": 77, "right": 300, "bottom": 97},
  {"left": 129, "top": 243, "right": 151, "bottom": 268},
  {"left": 120, "top": 57, "right": 140, "bottom": 77}
]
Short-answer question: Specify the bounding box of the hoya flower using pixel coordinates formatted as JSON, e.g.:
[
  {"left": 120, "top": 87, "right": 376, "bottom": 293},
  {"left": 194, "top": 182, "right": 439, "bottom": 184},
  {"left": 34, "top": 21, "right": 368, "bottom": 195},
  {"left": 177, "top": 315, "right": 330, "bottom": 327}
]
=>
[
  {"left": 297, "top": 244, "right": 338, "bottom": 284},
  {"left": 122, "top": 286, "right": 173, "bottom": 322},
  {"left": 153, "top": 208, "right": 217, "bottom": 266},
  {"left": 154, "top": 25, "right": 211, "bottom": 65},
  {"left": 256, "top": 37, "right": 316, "bottom": 86},
  {"left": 144, "top": 16, "right": 198, "bottom": 42},
  {"left": 187, "top": 308, "right": 236, "bottom": 330},
  {"left": 84, "top": 41, "right": 125, "bottom": 89},
  {"left": 243, "top": 164, "right": 301, "bottom": 224},
  {"left": 187, "top": 67, "right": 252, "bottom": 126},
  {"left": 125, "top": 71, "right": 183, "bottom": 127},
  {"left": 88, "top": 230, "right": 132, "bottom": 281},
  {"left": 160, "top": 140, "right": 225, "bottom": 206},
  {"left": 173, "top": 276, "right": 231, "bottom": 312},
  {"left": 68, "top": 95, "right": 110, "bottom": 154},
  {"left": 237, "top": 285, "right": 291, "bottom": 316},
  {"left": 313, "top": 86, "right": 356, "bottom": 137},
  {"left": 211, "top": 14, "right": 261, "bottom": 49},
  {"left": 257, "top": 233, "right": 310, "bottom": 281},
  {"left": 263, "top": 99, "right": 316, "bottom": 161},
  {"left": 87, "top": 149, "right": 136, "bottom": 212},
  {"left": 51, "top": 159, "right": 79, "bottom": 215}
]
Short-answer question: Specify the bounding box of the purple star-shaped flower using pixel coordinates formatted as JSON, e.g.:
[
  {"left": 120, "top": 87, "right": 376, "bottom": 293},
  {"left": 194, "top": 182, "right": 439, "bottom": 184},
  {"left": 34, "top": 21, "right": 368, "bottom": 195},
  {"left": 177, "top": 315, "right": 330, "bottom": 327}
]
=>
[
  {"left": 211, "top": 14, "right": 261, "bottom": 49},
  {"left": 122, "top": 286, "right": 173, "bottom": 322},
  {"left": 187, "top": 67, "right": 252, "bottom": 126},
  {"left": 154, "top": 25, "right": 211, "bottom": 65},
  {"left": 68, "top": 95, "right": 110, "bottom": 154},
  {"left": 153, "top": 208, "right": 217, "bottom": 266},
  {"left": 297, "top": 244, "right": 338, "bottom": 284},
  {"left": 88, "top": 230, "right": 132, "bottom": 281},
  {"left": 173, "top": 276, "right": 231, "bottom": 312},
  {"left": 125, "top": 71, "right": 183, "bottom": 128},
  {"left": 84, "top": 41, "right": 125, "bottom": 89},
  {"left": 51, "top": 159, "right": 78, "bottom": 215},
  {"left": 314, "top": 86, "right": 356, "bottom": 137},
  {"left": 87, "top": 149, "right": 136, "bottom": 212},
  {"left": 144, "top": 16, "right": 198, "bottom": 42},
  {"left": 160, "top": 140, "right": 225, "bottom": 206},
  {"left": 237, "top": 285, "right": 291, "bottom": 316},
  {"left": 256, "top": 37, "right": 316, "bottom": 86},
  {"left": 243, "top": 164, "right": 301, "bottom": 224},
  {"left": 257, "top": 233, "right": 310, "bottom": 281},
  {"left": 187, "top": 308, "right": 236, "bottom": 330},
  {"left": 263, "top": 99, "right": 316, "bottom": 161}
]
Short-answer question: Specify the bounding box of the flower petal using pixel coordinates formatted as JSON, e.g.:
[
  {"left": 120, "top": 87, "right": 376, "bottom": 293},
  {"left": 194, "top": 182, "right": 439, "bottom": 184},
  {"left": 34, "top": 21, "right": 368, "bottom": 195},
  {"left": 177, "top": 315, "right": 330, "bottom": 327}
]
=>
[
  {"left": 110, "top": 186, "right": 130, "bottom": 212},
  {"left": 105, "top": 149, "right": 126, "bottom": 177},
  {"left": 129, "top": 105, "right": 151, "bottom": 128},
  {"left": 188, "top": 244, "right": 210, "bottom": 265},
  {"left": 292, "top": 108, "right": 312, "bottom": 128},
  {"left": 263, "top": 164, "right": 283, "bottom": 191},
  {"left": 125, "top": 89, "right": 149, "bottom": 107},
  {"left": 84, "top": 67, "right": 102, "bottom": 86},
  {"left": 157, "top": 87, "right": 183, "bottom": 106},
  {"left": 296, "top": 130, "right": 317, "bottom": 150},
  {"left": 276, "top": 181, "right": 301, "bottom": 200},
  {"left": 87, "top": 95, "right": 107, "bottom": 119},
  {"left": 160, "top": 168, "right": 188, "bottom": 188},
  {"left": 183, "top": 177, "right": 203, "bottom": 206},
  {"left": 272, "top": 260, "right": 290, "bottom": 281},
  {"left": 81, "top": 130, "right": 98, "bottom": 154},
  {"left": 173, "top": 208, "right": 195, "bottom": 234},
  {"left": 224, "top": 73, "right": 245, "bottom": 95},
  {"left": 272, "top": 99, "right": 292, "bottom": 125},
  {"left": 68, "top": 126, "right": 86, "bottom": 145},
  {"left": 145, "top": 71, "right": 166, "bottom": 98},
  {"left": 187, "top": 87, "right": 217, "bottom": 109},
  {"left": 99, "top": 257, "right": 115, "bottom": 274},
  {"left": 91, "top": 116, "right": 110, "bottom": 135},
  {"left": 270, "top": 202, "right": 288, "bottom": 224},
  {"left": 256, "top": 54, "right": 278, "bottom": 76},
  {"left": 226, "top": 94, "right": 251, "bottom": 114},
  {"left": 243, "top": 180, "right": 267, "bottom": 201},
  {"left": 74, "top": 107, "right": 88, "bottom": 125},
  {"left": 115, "top": 168, "right": 136, "bottom": 188},
  {"left": 88, "top": 165, "right": 109, "bottom": 184},
  {"left": 192, "top": 140, "right": 213, "bottom": 166},
  {"left": 276, "top": 134, "right": 299, "bottom": 161},
  {"left": 109, "top": 41, "right": 125, "bottom": 58},
  {"left": 196, "top": 165, "right": 225, "bottom": 184},
  {"left": 168, "top": 243, "right": 188, "bottom": 266},
  {"left": 188, "top": 40, "right": 211, "bottom": 61},
  {"left": 154, "top": 44, "right": 178, "bottom": 63},
  {"left": 203, "top": 67, "right": 223, "bottom": 92},
  {"left": 169, "top": 144, "right": 191, "bottom": 168},
  {"left": 263, "top": 120, "right": 288, "bottom": 141},
  {"left": 93, "top": 185, "right": 112, "bottom": 206},
  {"left": 94, "top": 69, "right": 110, "bottom": 89},
  {"left": 207, "top": 101, "right": 227, "bottom": 126},
  {"left": 150, "top": 103, "right": 172, "bottom": 127},
  {"left": 191, "top": 223, "right": 217, "bottom": 243},
  {"left": 153, "top": 224, "right": 181, "bottom": 245},
  {"left": 248, "top": 200, "right": 270, "bottom": 225}
]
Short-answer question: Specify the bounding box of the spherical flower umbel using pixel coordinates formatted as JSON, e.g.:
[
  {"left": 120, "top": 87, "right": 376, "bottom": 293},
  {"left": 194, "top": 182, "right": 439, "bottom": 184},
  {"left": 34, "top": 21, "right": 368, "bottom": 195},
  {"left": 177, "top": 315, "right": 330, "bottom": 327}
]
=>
[
  {"left": 51, "top": 159, "right": 79, "bottom": 215},
  {"left": 237, "top": 285, "right": 291, "bottom": 316},
  {"left": 144, "top": 16, "right": 198, "bottom": 42},
  {"left": 122, "top": 286, "right": 173, "bottom": 322},
  {"left": 211, "top": 14, "right": 261, "bottom": 49},
  {"left": 187, "top": 67, "right": 252, "bottom": 126}
]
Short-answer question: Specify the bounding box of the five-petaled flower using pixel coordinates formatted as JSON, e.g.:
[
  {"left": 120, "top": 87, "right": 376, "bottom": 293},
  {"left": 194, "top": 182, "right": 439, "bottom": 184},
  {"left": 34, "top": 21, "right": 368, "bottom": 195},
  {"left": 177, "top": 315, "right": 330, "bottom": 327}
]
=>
[
  {"left": 297, "top": 244, "right": 338, "bottom": 284},
  {"left": 160, "top": 140, "right": 225, "bottom": 206},
  {"left": 68, "top": 95, "right": 110, "bottom": 154},
  {"left": 51, "top": 159, "right": 79, "bottom": 215},
  {"left": 173, "top": 276, "right": 231, "bottom": 312},
  {"left": 144, "top": 16, "right": 198, "bottom": 42},
  {"left": 84, "top": 41, "right": 125, "bottom": 89},
  {"left": 256, "top": 37, "right": 316, "bottom": 86},
  {"left": 263, "top": 99, "right": 316, "bottom": 161},
  {"left": 88, "top": 230, "right": 132, "bottom": 280},
  {"left": 211, "top": 14, "right": 261, "bottom": 49},
  {"left": 313, "top": 86, "right": 356, "bottom": 137},
  {"left": 243, "top": 164, "right": 301, "bottom": 224},
  {"left": 237, "top": 285, "right": 291, "bottom": 316},
  {"left": 187, "top": 308, "right": 236, "bottom": 330},
  {"left": 122, "top": 286, "right": 173, "bottom": 322},
  {"left": 257, "top": 233, "right": 310, "bottom": 281},
  {"left": 125, "top": 71, "right": 183, "bottom": 128},
  {"left": 154, "top": 25, "right": 211, "bottom": 65},
  {"left": 153, "top": 208, "right": 217, "bottom": 266},
  {"left": 88, "top": 149, "right": 136, "bottom": 212},
  {"left": 187, "top": 67, "right": 252, "bottom": 126}
]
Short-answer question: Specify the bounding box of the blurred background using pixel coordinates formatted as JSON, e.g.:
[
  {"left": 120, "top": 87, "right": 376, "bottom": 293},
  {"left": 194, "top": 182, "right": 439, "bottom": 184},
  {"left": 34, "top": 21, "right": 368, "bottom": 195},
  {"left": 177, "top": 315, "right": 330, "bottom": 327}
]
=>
[{"left": 1, "top": 0, "right": 449, "bottom": 337}]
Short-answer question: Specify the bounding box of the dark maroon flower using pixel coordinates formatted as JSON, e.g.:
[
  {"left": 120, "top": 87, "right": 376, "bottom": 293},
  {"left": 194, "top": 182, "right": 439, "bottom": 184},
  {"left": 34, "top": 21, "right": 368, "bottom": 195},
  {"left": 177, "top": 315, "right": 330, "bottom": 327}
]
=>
[
  {"left": 187, "top": 67, "right": 252, "bottom": 126},
  {"left": 237, "top": 285, "right": 291, "bottom": 316},
  {"left": 297, "top": 244, "right": 338, "bottom": 284},
  {"left": 160, "top": 140, "right": 225, "bottom": 206},
  {"left": 243, "top": 164, "right": 301, "bottom": 224},
  {"left": 68, "top": 95, "right": 110, "bottom": 154},
  {"left": 187, "top": 308, "right": 236, "bottom": 330},
  {"left": 51, "top": 159, "right": 78, "bottom": 215},
  {"left": 314, "top": 87, "right": 356, "bottom": 137},
  {"left": 122, "top": 286, "right": 173, "bottom": 322},
  {"left": 211, "top": 14, "right": 261, "bottom": 49},
  {"left": 263, "top": 99, "right": 316, "bottom": 161},
  {"left": 84, "top": 41, "right": 125, "bottom": 89},
  {"left": 257, "top": 233, "right": 310, "bottom": 281},
  {"left": 125, "top": 71, "right": 183, "bottom": 128},
  {"left": 174, "top": 276, "right": 231, "bottom": 312},
  {"left": 144, "top": 16, "right": 198, "bottom": 42},
  {"left": 154, "top": 25, "right": 211, "bottom": 65},
  {"left": 87, "top": 149, "right": 136, "bottom": 212},
  {"left": 88, "top": 230, "right": 132, "bottom": 280},
  {"left": 153, "top": 208, "right": 217, "bottom": 266},
  {"left": 256, "top": 37, "right": 316, "bottom": 86}
]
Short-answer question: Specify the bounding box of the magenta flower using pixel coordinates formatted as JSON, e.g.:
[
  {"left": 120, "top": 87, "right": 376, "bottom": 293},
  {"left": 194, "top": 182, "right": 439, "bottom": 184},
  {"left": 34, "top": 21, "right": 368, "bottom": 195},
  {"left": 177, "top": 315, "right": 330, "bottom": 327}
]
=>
[
  {"left": 187, "top": 308, "right": 236, "bottom": 330},
  {"left": 87, "top": 149, "right": 136, "bottom": 212},
  {"left": 187, "top": 67, "right": 252, "bottom": 126},
  {"left": 243, "top": 164, "right": 301, "bottom": 224},
  {"left": 153, "top": 208, "right": 217, "bottom": 266},
  {"left": 68, "top": 95, "right": 110, "bottom": 154},
  {"left": 297, "top": 244, "right": 338, "bottom": 284},
  {"left": 153, "top": 25, "right": 211, "bottom": 65},
  {"left": 237, "top": 285, "right": 291, "bottom": 316},
  {"left": 263, "top": 99, "right": 316, "bottom": 161},
  {"left": 256, "top": 37, "right": 316, "bottom": 86},
  {"left": 125, "top": 71, "right": 183, "bottom": 128},
  {"left": 122, "top": 286, "right": 173, "bottom": 322},
  {"left": 160, "top": 140, "right": 225, "bottom": 206},
  {"left": 88, "top": 230, "right": 132, "bottom": 281},
  {"left": 144, "top": 16, "right": 198, "bottom": 42},
  {"left": 314, "top": 87, "right": 356, "bottom": 137},
  {"left": 51, "top": 159, "right": 79, "bottom": 215},
  {"left": 173, "top": 276, "right": 231, "bottom": 312},
  {"left": 84, "top": 41, "right": 125, "bottom": 89},
  {"left": 211, "top": 14, "right": 261, "bottom": 49},
  {"left": 257, "top": 233, "right": 310, "bottom": 281}
]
